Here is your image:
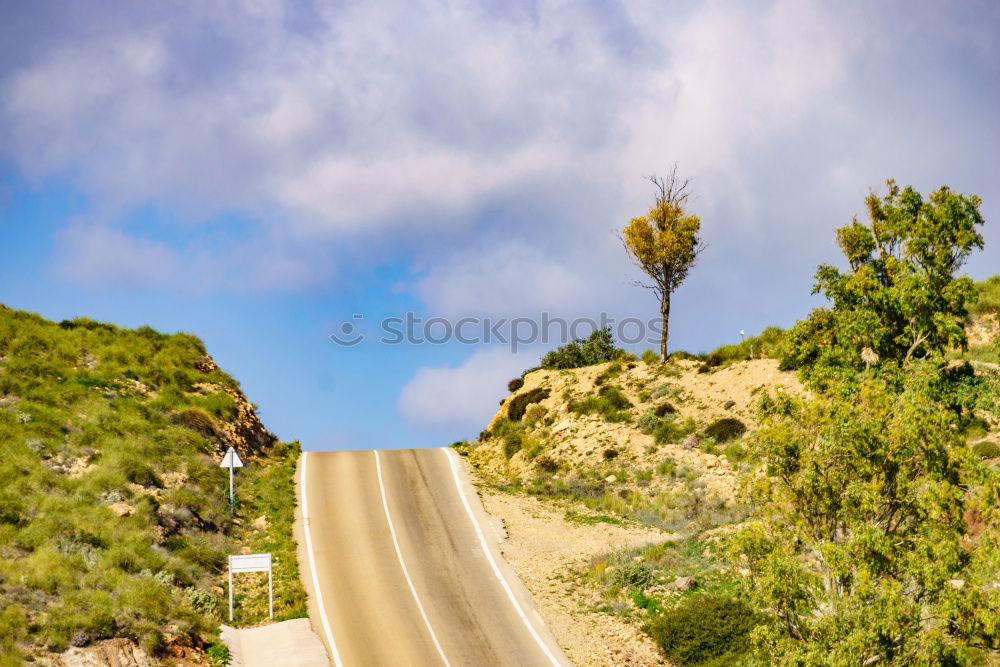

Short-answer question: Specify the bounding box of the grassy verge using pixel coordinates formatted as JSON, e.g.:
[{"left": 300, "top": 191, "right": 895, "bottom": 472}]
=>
[{"left": 0, "top": 306, "right": 305, "bottom": 662}]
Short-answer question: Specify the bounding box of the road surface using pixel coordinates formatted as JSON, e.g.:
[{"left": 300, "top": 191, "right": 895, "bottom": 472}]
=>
[{"left": 295, "top": 448, "right": 571, "bottom": 667}]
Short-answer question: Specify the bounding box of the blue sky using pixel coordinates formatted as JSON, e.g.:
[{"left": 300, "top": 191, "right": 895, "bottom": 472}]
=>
[{"left": 2, "top": 0, "right": 999, "bottom": 450}]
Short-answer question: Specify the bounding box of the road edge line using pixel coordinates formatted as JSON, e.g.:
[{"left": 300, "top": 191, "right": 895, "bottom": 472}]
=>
[
  {"left": 442, "top": 447, "right": 564, "bottom": 667},
  {"left": 373, "top": 450, "right": 452, "bottom": 667},
  {"left": 300, "top": 451, "right": 344, "bottom": 667}
]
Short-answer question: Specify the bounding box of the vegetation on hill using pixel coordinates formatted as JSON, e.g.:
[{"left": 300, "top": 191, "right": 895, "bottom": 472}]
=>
[
  {"left": 464, "top": 180, "right": 1000, "bottom": 666},
  {"left": 539, "top": 327, "right": 628, "bottom": 370},
  {"left": 0, "top": 307, "right": 305, "bottom": 664}
]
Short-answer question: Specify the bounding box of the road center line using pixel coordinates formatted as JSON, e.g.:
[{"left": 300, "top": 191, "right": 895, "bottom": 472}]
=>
[
  {"left": 300, "top": 452, "right": 344, "bottom": 667},
  {"left": 373, "top": 450, "right": 452, "bottom": 667},
  {"left": 442, "top": 447, "right": 564, "bottom": 667}
]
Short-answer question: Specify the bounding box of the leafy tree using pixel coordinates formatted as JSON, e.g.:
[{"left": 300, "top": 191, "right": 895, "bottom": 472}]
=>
[
  {"left": 783, "top": 180, "right": 984, "bottom": 383},
  {"left": 622, "top": 166, "right": 704, "bottom": 362},
  {"left": 730, "top": 366, "right": 1000, "bottom": 665},
  {"left": 540, "top": 327, "right": 623, "bottom": 370}
]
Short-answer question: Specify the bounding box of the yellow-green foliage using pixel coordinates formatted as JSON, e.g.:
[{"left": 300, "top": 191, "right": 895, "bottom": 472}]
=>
[
  {"left": 0, "top": 307, "right": 305, "bottom": 659},
  {"left": 969, "top": 275, "right": 1000, "bottom": 317}
]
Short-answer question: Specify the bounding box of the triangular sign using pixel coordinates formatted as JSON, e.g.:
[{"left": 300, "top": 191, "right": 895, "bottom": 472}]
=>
[{"left": 220, "top": 447, "right": 244, "bottom": 469}]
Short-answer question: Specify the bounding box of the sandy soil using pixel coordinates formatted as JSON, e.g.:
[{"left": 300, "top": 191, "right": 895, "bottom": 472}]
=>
[{"left": 480, "top": 489, "right": 667, "bottom": 666}]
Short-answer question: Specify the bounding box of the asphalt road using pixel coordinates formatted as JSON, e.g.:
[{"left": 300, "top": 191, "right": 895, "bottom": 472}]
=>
[{"left": 295, "top": 448, "right": 571, "bottom": 667}]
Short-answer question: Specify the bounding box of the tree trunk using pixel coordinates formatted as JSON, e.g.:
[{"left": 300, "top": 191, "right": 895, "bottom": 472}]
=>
[{"left": 660, "top": 293, "right": 671, "bottom": 362}]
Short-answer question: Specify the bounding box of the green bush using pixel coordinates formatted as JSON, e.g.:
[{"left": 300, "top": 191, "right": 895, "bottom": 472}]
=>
[
  {"left": 503, "top": 431, "right": 523, "bottom": 459},
  {"left": 603, "top": 448, "right": 619, "bottom": 460},
  {"left": 636, "top": 411, "right": 659, "bottom": 434},
  {"left": 706, "top": 326, "right": 787, "bottom": 365},
  {"left": 653, "top": 417, "right": 697, "bottom": 445},
  {"left": 641, "top": 349, "right": 661, "bottom": 365},
  {"left": 540, "top": 327, "right": 625, "bottom": 370},
  {"left": 972, "top": 440, "right": 1000, "bottom": 459},
  {"left": 644, "top": 593, "right": 758, "bottom": 666},
  {"left": 508, "top": 388, "right": 550, "bottom": 421},
  {"left": 507, "top": 377, "right": 525, "bottom": 392},
  {"left": 608, "top": 559, "right": 654, "bottom": 591},
  {"left": 703, "top": 418, "right": 746, "bottom": 443},
  {"left": 969, "top": 275, "right": 1000, "bottom": 316},
  {"left": 570, "top": 385, "right": 632, "bottom": 423},
  {"left": 655, "top": 402, "right": 676, "bottom": 417}
]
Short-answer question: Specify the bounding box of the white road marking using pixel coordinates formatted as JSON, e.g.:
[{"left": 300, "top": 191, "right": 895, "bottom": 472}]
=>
[
  {"left": 442, "top": 447, "right": 564, "bottom": 667},
  {"left": 300, "top": 452, "right": 344, "bottom": 667},
  {"left": 373, "top": 450, "right": 452, "bottom": 667}
]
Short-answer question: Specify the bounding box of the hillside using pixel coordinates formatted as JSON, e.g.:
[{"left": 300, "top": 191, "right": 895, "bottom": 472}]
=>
[
  {"left": 458, "top": 303, "right": 1000, "bottom": 665},
  {"left": 0, "top": 306, "right": 305, "bottom": 665}
]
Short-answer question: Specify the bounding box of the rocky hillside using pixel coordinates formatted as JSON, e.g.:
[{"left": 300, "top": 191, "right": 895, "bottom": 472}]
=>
[
  {"left": 0, "top": 306, "right": 305, "bottom": 665},
  {"left": 465, "top": 356, "right": 804, "bottom": 527},
  {"left": 458, "top": 314, "right": 999, "bottom": 665}
]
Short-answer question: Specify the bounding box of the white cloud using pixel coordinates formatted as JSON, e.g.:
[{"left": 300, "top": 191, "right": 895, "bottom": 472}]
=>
[
  {"left": 55, "top": 224, "right": 179, "bottom": 287},
  {"left": 2, "top": 0, "right": 997, "bottom": 311},
  {"left": 398, "top": 347, "right": 533, "bottom": 432}
]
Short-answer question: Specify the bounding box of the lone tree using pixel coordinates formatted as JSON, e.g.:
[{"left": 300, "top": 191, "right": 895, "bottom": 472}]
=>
[{"left": 622, "top": 166, "right": 704, "bottom": 361}]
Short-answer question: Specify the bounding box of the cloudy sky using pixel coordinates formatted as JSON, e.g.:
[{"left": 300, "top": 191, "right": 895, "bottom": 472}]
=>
[{"left": 2, "top": 0, "right": 998, "bottom": 449}]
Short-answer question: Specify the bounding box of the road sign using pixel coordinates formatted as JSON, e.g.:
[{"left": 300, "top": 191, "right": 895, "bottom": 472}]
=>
[
  {"left": 221, "top": 447, "right": 244, "bottom": 469},
  {"left": 228, "top": 553, "right": 273, "bottom": 622},
  {"left": 219, "top": 447, "right": 244, "bottom": 511}
]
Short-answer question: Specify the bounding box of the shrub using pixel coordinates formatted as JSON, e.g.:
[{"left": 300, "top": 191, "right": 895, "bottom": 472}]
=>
[
  {"left": 644, "top": 593, "right": 758, "bottom": 666},
  {"left": 641, "top": 348, "right": 661, "bottom": 365},
  {"left": 570, "top": 386, "right": 633, "bottom": 423},
  {"left": 524, "top": 404, "right": 548, "bottom": 425},
  {"left": 636, "top": 412, "right": 659, "bottom": 434},
  {"left": 540, "top": 327, "right": 624, "bottom": 370},
  {"left": 503, "top": 432, "right": 523, "bottom": 459},
  {"left": 507, "top": 377, "right": 525, "bottom": 392},
  {"left": 603, "top": 448, "right": 619, "bottom": 461},
  {"left": 536, "top": 455, "right": 559, "bottom": 473},
  {"left": 972, "top": 440, "right": 1000, "bottom": 459},
  {"left": 702, "top": 418, "right": 746, "bottom": 443},
  {"left": 706, "top": 326, "right": 787, "bottom": 365},
  {"left": 654, "top": 418, "right": 697, "bottom": 445},
  {"left": 655, "top": 402, "right": 676, "bottom": 417},
  {"left": 608, "top": 558, "right": 654, "bottom": 591},
  {"left": 508, "top": 388, "right": 550, "bottom": 421},
  {"left": 969, "top": 275, "right": 1000, "bottom": 317},
  {"left": 650, "top": 383, "right": 673, "bottom": 399},
  {"left": 170, "top": 408, "right": 218, "bottom": 438}
]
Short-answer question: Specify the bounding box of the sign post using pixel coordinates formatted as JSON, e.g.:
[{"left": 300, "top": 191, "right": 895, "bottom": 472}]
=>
[
  {"left": 228, "top": 553, "right": 273, "bottom": 622},
  {"left": 219, "top": 446, "right": 244, "bottom": 511}
]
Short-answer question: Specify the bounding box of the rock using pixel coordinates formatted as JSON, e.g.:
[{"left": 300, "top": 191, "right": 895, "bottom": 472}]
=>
[
  {"left": 632, "top": 556, "right": 643, "bottom": 563},
  {"left": 253, "top": 515, "right": 270, "bottom": 531},
  {"left": 664, "top": 575, "right": 697, "bottom": 592},
  {"left": 681, "top": 434, "right": 698, "bottom": 449},
  {"left": 108, "top": 502, "right": 135, "bottom": 517},
  {"left": 49, "top": 638, "right": 156, "bottom": 667},
  {"left": 948, "top": 579, "right": 965, "bottom": 589},
  {"left": 723, "top": 400, "right": 736, "bottom": 410},
  {"left": 605, "top": 475, "right": 617, "bottom": 483}
]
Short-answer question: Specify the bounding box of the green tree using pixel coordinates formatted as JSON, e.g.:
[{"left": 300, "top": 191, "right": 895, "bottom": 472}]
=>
[
  {"left": 783, "top": 180, "right": 984, "bottom": 383},
  {"left": 540, "top": 326, "right": 623, "bottom": 370},
  {"left": 730, "top": 367, "right": 1000, "bottom": 665},
  {"left": 622, "top": 166, "right": 704, "bottom": 362}
]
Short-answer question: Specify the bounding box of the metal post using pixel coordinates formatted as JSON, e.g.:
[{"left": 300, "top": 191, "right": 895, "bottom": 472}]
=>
[
  {"left": 229, "top": 466, "right": 234, "bottom": 512},
  {"left": 268, "top": 567, "right": 274, "bottom": 620},
  {"left": 228, "top": 557, "right": 234, "bottom": 622}
]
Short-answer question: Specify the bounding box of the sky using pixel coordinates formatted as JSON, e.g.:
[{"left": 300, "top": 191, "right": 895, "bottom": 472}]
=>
[{"left": 1, "top": 0, "right": 999, "bottom": 451}]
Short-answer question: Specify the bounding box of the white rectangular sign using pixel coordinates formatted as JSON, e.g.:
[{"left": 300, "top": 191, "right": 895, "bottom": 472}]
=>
[
  {"left": 228, "top": 553, "right": 274, "bottom": 621},
  {"left": 230, "top": 553, "right": 271, "bottom": 573}
]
